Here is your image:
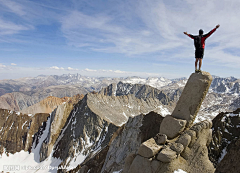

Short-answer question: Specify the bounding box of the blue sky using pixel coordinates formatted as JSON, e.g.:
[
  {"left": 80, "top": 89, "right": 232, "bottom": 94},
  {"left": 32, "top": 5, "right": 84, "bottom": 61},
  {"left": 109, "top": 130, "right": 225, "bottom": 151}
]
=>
[{"left": 0, "top": 0, "right": 240, "bottom": 80}]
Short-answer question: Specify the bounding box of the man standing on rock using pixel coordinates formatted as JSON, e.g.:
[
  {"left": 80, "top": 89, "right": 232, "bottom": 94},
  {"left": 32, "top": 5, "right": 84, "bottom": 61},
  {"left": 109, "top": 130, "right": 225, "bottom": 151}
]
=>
[{"left": 184, "top": 24, "right": 220, "bottom": 73}]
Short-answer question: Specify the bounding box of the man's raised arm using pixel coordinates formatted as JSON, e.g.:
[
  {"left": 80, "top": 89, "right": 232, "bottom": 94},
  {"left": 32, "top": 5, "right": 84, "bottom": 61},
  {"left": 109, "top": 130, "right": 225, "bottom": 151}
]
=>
[
  {"left": 184, "top": 31, "right": 194, "bottom": 39},
  {"left": 204, "top": 24, "right": 220, "bottom": 39}
]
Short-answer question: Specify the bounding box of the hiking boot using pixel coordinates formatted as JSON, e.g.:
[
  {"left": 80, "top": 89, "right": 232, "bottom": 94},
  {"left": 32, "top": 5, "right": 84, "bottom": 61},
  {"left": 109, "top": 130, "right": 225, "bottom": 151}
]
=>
[
  {"left": 195, "top": 69, "right": 199, "bottom": 73},
  {"left": 198, "top": 69, "right": 202, "bottom": 73}
]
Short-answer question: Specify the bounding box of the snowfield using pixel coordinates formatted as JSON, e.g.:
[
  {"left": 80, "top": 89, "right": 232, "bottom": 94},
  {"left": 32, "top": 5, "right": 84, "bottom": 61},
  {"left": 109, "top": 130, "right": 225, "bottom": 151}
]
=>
[{"left": 0, "top": 150, "right": 62, "bottom": 173}]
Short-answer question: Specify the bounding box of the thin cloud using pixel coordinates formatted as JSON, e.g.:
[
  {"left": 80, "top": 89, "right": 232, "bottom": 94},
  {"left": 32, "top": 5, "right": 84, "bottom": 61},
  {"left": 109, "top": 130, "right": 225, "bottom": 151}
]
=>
[
  {"left": 114, "top": 70, "right": 127, "bottom": 74},
  {"left": 11, "top": 63, "right": 17, "bottom": 66},
  {"left": 0, "top": 18, "right": 32, "bottom": 35},
  {"left": 0, "top": 0, "right": 26, "bottom": 16},
  {"left": 84, "top": 68, "right": 97, "bottom": 72},
  {"left": 50, "top": 66, "right": 64, "bottom": 70},
  {"left": 67, "top": 67, "right": 79, "bottom": 71},
  {"left": 0, "top": 63, "right": 6, "bottom": 68}
]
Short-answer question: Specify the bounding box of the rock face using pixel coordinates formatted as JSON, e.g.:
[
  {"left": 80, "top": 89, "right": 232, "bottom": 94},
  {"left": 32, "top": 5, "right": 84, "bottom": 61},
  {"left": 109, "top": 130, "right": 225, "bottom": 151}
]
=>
[
  {"left": 39, "top": 102, "right": 76, "bottom": 161},
  {"left": 171, "top": 71, "right": 213, "bottom": 127},
  {"left": 208, "top": 108, "right": 240, "bottom": 167},
  {"left": 84, "top": 83, "right": 173, "bottom": 127},
  {"left": 60, "top": 110, "right": 163, "bottom": 173},
  {"left": 101, "top": 112, "right": 164, "bottom": 173},
  {"left": 124, "top": 71, "right": 215, "bottom": 173},
  {"left": 0, "top": 109, "right": 49, "bottom": 155},
  {"left": 52, "top": 95, "right": 119, "bottom": 172},
  {"left": 54, "top": 83, "right": 172, "bottom": 172},
  {"left": 100, "top": 82, "right": 171, "bottom": 105},
  {"left": 215, "top": 138, "right": 240, "bottom": 173},
  {"left": 87, "top": 92, "right": 168, "bottom": 127},
  {"left": 0, "top": 109, "right": 31, "bottom": 154}
]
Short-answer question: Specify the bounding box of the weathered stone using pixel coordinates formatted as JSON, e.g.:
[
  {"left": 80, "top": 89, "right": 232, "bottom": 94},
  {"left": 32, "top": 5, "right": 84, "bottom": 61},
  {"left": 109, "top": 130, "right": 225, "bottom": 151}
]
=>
[
  {"left": 180, "top": 146, "right": 191, "bottom": 160},
  {"left": 151, "top": 160, "right": 161, "bottom": 173},
  {"left": 202, "top": 119, "right": 212, "bottom": 129},
  {"left": 128, "top": 155, "right": 152, "bottom": 173},
  {"left": 170, "top": 143, "right": 184, "bottom": 155},
  {"left": 190, "top": 124, "right": 202, "bottom": 137},
  {"left": 122, "top": 153, "right": 137, "bottom": 173},
  {"left": 202, "top": 121, "right": 208, "bottom": 129},
  {"left": 138, "top": 138, "right": 162, "bottom": 158},
  {"left": 175, "top": 133, "right": 191, "bottom": 148},
  {"left": 179, "top": 127, "right": 215, "bottom": 173},
  {"left": 160, "top": 115, "right": 187, "bottom": 139},
  {"left": 206, "top": 129, "right": 212, "bottom": 146},
  {"left": 171, "top": 71, "right": 212, "bottom": 127},
  {"left": 157, "top": 147, "right": 177, "bottom": 163},
  {"left": 207, "top": 119, "right": 212, "bottom": 129},
  {"left": 155, "top": 133, "right": 167, "bottom": 145},
  {"left": 184, "top": 130, "right": 196, "bottom": 148}
]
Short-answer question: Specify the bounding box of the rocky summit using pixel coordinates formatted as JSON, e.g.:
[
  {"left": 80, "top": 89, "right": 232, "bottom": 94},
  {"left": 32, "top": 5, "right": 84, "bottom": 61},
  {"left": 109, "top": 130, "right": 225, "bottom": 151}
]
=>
[
  {"left": 123, "top": 71, "right": 215, "bottom": 173},
  {"left": 171, "top": 71, "right": 212, "bottom": 127}
]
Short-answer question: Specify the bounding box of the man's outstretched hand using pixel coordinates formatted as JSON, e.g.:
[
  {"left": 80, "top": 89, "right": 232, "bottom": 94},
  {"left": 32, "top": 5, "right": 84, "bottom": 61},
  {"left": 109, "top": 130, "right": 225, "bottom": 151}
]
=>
[
  {"left": 216, "top": 24, "right": 220, "bottom": 29},
  {"left": 183, "top": 32, "right": 188, "bottom": 35}
]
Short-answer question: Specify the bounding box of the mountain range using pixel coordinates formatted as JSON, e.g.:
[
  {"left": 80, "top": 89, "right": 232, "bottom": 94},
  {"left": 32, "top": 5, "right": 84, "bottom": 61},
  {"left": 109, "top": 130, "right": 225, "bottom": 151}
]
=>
[{"left": 0, "top": 74, "right": 239, "bottom": 123}]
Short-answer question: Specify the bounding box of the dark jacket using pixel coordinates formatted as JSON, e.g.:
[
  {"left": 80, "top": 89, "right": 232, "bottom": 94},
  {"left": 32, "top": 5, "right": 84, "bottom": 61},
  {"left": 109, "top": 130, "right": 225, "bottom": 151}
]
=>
[{"left": 187, "top": 28, "right": 217, "bottom": 49}]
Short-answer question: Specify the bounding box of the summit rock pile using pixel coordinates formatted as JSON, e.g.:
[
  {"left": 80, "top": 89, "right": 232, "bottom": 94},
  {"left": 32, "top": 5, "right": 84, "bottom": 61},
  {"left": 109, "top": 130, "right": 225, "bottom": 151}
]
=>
[{"left": 123, "top": 71, "right": 215, "bottom": 173}]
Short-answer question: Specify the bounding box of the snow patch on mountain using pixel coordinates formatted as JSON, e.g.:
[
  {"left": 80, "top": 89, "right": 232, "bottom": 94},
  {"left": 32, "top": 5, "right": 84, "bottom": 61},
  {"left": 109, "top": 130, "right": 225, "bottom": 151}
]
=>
[
  {"left": 0, "top": 114, "right": 62, "bottom": 173},
  {"left": 174, "top": 169, "right": 188, "bottom": 173},
  {"left": 156, "top": 105, "right": 171, "bottom": 116},
  {"left": 0, "top": 150, "right": 62, "bottom": 173},
  {"left": 122, "top": 77, "right": 172, "bottom": 89}
]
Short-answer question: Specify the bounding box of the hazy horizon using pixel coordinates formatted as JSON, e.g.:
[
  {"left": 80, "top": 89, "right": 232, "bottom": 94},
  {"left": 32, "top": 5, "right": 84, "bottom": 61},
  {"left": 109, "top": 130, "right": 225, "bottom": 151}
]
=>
[{"left": 0, "top": 71, "right": 238, "bottom": 81}]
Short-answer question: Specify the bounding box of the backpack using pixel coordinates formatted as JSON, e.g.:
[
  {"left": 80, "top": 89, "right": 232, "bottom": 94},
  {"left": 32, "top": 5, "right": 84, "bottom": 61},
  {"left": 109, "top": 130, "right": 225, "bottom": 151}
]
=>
[{"left": 194, "top": 35, "right": 202, "bottom": 49}]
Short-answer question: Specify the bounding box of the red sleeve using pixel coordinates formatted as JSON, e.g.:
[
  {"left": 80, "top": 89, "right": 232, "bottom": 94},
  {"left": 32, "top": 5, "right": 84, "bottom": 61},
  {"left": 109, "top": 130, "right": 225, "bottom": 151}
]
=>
[
  {"left": 203, "top": 28, "right": 217, "bottom": 39},
  {"left": 187, "top": 34, "right": 194, "bottom": 39}
]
